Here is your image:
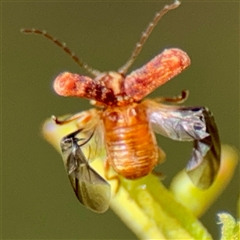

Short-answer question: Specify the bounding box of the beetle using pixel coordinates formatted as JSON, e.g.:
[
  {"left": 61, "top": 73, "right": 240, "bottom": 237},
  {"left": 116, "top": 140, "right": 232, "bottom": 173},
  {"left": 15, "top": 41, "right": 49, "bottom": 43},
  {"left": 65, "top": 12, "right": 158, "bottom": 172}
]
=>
[{"left": 22, "top": 0, "right": 221, "bottom": 213}]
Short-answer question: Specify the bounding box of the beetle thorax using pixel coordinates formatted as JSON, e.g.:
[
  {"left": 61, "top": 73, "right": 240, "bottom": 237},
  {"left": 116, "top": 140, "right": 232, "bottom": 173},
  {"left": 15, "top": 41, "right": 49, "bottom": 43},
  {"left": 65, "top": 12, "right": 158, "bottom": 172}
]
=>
[
  {"left": 94, "top": 71, "right": 131, "bottom": 106},
  {"left": 95, "top": 72, "right": 123, "bottom": 95}
]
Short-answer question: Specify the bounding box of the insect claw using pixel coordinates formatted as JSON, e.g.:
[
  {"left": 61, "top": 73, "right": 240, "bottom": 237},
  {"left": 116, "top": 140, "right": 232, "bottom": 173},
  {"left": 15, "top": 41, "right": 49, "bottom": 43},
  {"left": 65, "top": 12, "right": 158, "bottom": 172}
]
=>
[
  {"left": 104, "top": 159, "right": 121, "bottom": 194},
  {"left": 51, "top": 115, "right": 57, "bottom": 122},
  {"left": 52, "top": 115, "right": 65, "bottom": 124},
  {"left": 165, "top": 89, "right": 189, "bottom": 104},
  {"left": 180, "top": 90, "right": 189, "bottom": 102},
  {"left": 112, "top": 176, "right": 121, "bottom": 195},
  {"left": 105, "top": 174, "right": 121, "bottom": 195},
  {"left": 153, "top": 89, "right": 189, "bottom": 104}
]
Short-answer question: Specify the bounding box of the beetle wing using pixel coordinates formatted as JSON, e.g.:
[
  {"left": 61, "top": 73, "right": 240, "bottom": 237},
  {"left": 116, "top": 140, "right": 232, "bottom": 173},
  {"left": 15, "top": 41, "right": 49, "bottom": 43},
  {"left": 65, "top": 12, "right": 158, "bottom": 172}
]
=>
[
  {"left": 145, "top": 100, "right": 221, "bottom": 189},
  {"left": 186, "top": 109, "right": 221, "bottom": 189},
  {"left": 124, "top": 49, "right": 191, "bottom": 101},
  {"left": 75, "top": 109, "right": 106, "bottom": 162},
  {"left": 61, "top": 129, "right": 111, "bottom": 213}
]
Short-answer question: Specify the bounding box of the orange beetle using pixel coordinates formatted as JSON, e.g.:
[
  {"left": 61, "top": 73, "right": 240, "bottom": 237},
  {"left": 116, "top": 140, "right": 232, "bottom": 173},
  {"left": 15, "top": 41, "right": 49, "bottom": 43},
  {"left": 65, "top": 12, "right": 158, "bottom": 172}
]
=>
[{"left": 23, "top": 0, "right": 220, "bottom": 213}]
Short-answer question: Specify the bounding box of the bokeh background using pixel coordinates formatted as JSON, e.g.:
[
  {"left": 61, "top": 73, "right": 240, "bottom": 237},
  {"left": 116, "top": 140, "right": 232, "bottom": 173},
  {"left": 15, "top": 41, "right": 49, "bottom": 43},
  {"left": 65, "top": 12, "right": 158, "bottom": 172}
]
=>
[{"left": 2, "top": 1, "right": 239, "bottom": 239}]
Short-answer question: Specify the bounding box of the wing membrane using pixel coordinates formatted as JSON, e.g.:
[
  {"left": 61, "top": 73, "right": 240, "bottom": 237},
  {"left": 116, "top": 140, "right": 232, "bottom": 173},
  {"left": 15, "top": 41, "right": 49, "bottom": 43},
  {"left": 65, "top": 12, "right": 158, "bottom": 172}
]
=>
[
  {"left": 186, "top": 109, "right": 220, "bottom": 188},
  {"left": 146, "top": 100, "right": 221, "bottom": 189},
  {"left": 61, "top": 129, "right": 111, "bottom": 213}
]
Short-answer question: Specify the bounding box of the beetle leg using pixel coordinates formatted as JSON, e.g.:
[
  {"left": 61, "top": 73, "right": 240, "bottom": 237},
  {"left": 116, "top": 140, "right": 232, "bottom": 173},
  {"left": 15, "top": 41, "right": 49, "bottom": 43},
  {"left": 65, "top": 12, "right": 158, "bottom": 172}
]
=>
[
  {"left": 52, "top": 111, "right": 90, "bottom": 125},
  {"left": 151, "top": 169, "right": 165, "bottom": 180},
  {"left": 153, "top": 90, "right": 189, "bottom": 104},
  {"left": 150, "top": 148, "right": 166, "bottom": 179},
  {"left": 104, "top": 159, "right": 121, "bottom": 194},
  {"left": 157, "top": 147, "right": 166, "bottom": 164}
]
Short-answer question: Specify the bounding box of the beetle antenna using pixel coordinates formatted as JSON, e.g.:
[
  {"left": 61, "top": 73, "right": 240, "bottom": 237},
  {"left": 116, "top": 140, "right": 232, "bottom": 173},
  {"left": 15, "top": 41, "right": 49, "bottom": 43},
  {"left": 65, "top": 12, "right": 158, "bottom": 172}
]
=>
[
  {"left": 118, "top": 0, "right": 181, "bottom": 75},
  {"left": 21, "top": 29, "right": 101, "bottom": 77}
]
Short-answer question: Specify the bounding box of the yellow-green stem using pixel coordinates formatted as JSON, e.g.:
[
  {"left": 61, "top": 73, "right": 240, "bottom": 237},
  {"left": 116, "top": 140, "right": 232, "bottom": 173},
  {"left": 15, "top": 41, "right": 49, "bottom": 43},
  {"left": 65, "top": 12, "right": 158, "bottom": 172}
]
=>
[{"left": 42, "top": 116, "right": 238, "bottom": 239}]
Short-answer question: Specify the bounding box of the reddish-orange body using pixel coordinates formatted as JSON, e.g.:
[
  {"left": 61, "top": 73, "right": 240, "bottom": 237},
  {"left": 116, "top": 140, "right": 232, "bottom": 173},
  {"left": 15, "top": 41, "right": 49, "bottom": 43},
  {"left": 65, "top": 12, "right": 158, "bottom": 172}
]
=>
[
  {"left": 102, "top": 102, "right": 165, "bottom": 179},
  {"left": 22, "top": 1, "right": 190, "bottom": 182},
  {"left": 22, "top": 1, "right": 221, "bottom": 212},
  {"left": 52, "top": 48, "right": 189, "bottom": 180}
]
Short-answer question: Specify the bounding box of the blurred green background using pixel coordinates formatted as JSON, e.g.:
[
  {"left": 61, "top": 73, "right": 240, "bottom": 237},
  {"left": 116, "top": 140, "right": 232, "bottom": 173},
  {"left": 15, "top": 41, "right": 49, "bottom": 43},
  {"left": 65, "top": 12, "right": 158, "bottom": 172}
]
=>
[{"left": 2, "top": 1, "right": 239, "bottom": 239}]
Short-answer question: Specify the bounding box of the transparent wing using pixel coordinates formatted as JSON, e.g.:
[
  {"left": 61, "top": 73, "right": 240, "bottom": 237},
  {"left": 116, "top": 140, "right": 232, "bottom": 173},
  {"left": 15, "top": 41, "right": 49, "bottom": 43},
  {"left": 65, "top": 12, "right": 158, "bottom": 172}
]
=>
[
  {"left": 75, "top": 109, "right": 106, "bottom": 162},
  {"left": 146, "top": 100, "right": 221, "bottom": 189},
  {"left": 60, "top": 129, "right": 111, "bottom": 213}
]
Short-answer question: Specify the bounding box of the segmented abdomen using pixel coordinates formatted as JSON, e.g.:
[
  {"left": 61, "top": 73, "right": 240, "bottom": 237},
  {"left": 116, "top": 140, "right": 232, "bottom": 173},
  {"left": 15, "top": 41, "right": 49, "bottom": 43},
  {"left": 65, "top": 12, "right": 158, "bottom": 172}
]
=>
[{"left": 102, "top": 103, "right": 160, "bottom": 179}]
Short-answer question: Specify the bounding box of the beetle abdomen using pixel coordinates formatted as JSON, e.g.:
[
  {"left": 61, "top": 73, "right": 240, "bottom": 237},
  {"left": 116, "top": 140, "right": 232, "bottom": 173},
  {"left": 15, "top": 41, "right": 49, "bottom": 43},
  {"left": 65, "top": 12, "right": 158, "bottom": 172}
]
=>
[{"left": 103, "top": 103, "right": 160, "bottom": 179}]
